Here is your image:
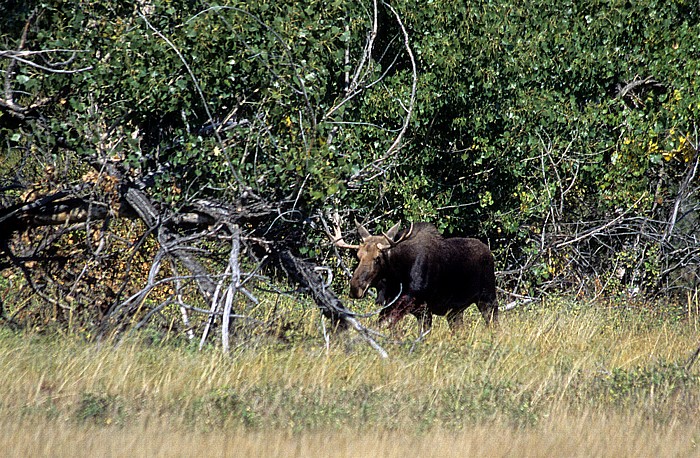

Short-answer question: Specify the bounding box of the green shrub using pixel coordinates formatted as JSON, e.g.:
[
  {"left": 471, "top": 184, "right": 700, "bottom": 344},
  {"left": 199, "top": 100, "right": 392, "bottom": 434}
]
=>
[{"left": 2, "top": 0, "right": 699, "bottom": 318}]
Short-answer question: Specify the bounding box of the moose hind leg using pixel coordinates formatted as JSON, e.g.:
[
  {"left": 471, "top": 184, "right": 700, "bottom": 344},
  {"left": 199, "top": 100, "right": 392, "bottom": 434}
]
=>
[{"left": 477, "top": 299, "right": 498, "bottom": 326}]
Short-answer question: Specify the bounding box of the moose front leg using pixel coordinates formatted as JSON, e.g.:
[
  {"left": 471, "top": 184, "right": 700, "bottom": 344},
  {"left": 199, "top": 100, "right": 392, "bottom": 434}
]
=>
[
  {"left": 411, "top": 303, "right": 432, "bottom": 332},
  {"left": 378, "top": 294, "right": 418, "bottom": 327}
]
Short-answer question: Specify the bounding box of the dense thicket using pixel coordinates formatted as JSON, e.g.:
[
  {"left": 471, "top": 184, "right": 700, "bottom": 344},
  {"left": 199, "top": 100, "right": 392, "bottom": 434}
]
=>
[
  {"left": 1, "top": 0, "right": 698, "bottom": 342},
  {"left": 395, "top": 0, "right": 700, "bottom": 301}
]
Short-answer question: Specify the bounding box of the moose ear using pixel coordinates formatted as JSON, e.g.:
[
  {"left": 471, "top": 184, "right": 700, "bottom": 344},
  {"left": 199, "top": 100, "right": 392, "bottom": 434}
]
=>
[
  {"left": 355, "top": 220, "right": 371, "bottom": 241},
  {"left": 384, "top": 221, "right": 401, "bottom": 241}
]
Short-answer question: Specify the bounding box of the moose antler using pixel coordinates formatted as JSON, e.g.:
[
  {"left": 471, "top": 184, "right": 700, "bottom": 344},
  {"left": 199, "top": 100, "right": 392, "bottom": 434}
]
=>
[
  {"left": 382, "top": 221, "right": 413, "bottom": 248},
  {"left": 324, "top": 211, "right": 360, "bottom": 249}
]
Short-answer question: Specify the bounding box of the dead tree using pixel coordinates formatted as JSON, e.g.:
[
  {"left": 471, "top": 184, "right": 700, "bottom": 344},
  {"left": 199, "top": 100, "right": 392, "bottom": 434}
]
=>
[
  {"left": 0, "top": 1, "right": 419, "bottom": 359},
  {"left": 0, "top": 163, "right": 389, "bottom": 358}
]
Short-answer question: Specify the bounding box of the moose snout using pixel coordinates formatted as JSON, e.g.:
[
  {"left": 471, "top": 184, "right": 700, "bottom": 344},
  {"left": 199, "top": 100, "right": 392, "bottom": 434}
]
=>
[
  {"left": 349, "top": 281, "right": 367, "bottom": 299},
  {"left": 349, "top": 270, "right": 373, "bottom": 299}
]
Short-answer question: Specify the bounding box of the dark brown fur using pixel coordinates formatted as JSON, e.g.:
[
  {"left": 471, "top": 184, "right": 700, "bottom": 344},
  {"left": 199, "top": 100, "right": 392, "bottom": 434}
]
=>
[{"left": 349, "top": 222, "right": 498, "bottom": 329}]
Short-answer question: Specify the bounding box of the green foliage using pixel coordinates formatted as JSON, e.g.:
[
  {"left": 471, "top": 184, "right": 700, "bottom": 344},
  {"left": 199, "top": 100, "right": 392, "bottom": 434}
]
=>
[
  {"left": 76, "top": 392, "right": 124, "bottom": 425},
  {"left": 382, "top": 0, "right": 700, "bottom": 296},
  {"left": 2, "top": 0, "right": 699, "bottom": 303},
  {"left": 2, "top": 0, "right": 409, "bottom": 210},
  {"left": 592, "top": 362, "right": 693, "bottom": 408},
  {"left": 191, "top": 387, "right": 258, "bottom": 428},
  {"left": 389, "top": 0, "right": 699, "bottom": 228}
]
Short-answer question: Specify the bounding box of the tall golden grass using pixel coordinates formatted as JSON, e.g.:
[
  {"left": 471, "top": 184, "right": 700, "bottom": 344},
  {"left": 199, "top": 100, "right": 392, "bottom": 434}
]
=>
[
  {"left": 3, "top": 413, "right": 699, "bottom": 457},
  {"left": 1, "top": 299, "right": 699, "bottom": 457}
]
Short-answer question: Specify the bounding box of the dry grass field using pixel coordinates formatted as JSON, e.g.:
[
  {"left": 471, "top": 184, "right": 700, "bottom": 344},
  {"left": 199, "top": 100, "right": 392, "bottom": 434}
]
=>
[{"left": 1, "top": 299, "right": 699, "bottom": 457}]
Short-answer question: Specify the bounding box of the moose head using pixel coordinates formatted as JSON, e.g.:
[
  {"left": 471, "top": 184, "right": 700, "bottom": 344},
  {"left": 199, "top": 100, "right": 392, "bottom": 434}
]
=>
[
  {"left": 329, "top": 217, "right": 412, "bottom": 299},
  {"left": 349, "top": 221, "right": 402, "bottom": 299}
]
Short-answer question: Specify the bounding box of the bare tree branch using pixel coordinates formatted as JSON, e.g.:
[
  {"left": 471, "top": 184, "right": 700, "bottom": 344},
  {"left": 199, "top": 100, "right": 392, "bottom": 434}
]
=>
[
  {"left": 221, "top": 224, "right": 241, "bottom": 353},
  {"left": 278, "top": 250, "right": 388, "bottom": 358}
]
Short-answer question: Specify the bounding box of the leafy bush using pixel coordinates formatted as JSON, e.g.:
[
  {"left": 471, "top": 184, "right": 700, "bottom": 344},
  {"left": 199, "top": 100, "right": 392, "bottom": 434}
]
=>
[
  {"left": 390, "top": 0, "right": 700, "bottom": 298},
  {"left": 1, "top": 0, "right": 699, "bottom": 334}
]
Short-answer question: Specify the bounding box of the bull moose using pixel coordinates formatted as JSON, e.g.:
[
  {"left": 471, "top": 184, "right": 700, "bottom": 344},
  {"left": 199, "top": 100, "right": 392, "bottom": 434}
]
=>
[{"left": 333, "top": 220, "right": 498, "bottom": 329}]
